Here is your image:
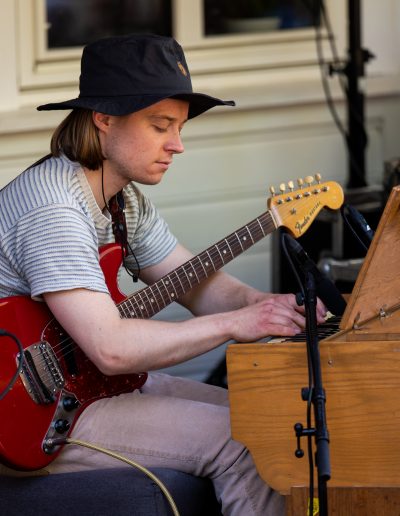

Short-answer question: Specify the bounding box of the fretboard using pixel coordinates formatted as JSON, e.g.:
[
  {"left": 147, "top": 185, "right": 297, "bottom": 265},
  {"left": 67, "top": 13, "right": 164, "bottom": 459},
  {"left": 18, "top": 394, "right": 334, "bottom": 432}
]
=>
[{"left": 117, "top": 210, "right": 276, "bottom": 320}]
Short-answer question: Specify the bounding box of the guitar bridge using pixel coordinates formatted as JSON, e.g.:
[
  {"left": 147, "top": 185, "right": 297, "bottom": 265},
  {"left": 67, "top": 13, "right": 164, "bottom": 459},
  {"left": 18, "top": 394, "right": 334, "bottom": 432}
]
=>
[{"left": 18, "top": 341, "right": 65, "bottom": 404}]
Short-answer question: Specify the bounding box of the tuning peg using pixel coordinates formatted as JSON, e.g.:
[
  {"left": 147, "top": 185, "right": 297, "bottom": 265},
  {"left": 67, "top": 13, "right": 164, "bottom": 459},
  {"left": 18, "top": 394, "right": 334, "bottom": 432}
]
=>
[
  {"left": 288, "top": 180, "right": 294, "bottom": 191},
  {"left": 305, "top": 176, "right": 314, "bottom": 186},
  {"left": 279, "top": 183, "right": 286, "bottom": 193},
  {"left": 269, "top": 186, "right": 276, "bottom": 196},
  {"left": 315, "top": 173, "right": 322, "bottom": 183},
  {"left": 297, "top": 178, "right": 304, "bottom": 188}
]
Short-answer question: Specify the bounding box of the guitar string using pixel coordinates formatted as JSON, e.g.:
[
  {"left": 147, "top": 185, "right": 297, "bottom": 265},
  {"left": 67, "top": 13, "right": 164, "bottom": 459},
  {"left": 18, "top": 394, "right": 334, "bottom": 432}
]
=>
[
  {"left": 95, "top": 214, "right": 272, "bottom": 319},
  {"left": 120, "top": 214, "right": 271, "bottom": 317},
  {"left": 24, "top": 211, "right": 280, "bottom": 384}
]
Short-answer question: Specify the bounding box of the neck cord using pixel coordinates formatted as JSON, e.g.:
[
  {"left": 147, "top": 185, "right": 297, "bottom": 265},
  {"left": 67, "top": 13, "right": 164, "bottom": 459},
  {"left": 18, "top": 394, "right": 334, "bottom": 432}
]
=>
[{"left": 101, "top": 164, "right": 141, "bottom": 282}]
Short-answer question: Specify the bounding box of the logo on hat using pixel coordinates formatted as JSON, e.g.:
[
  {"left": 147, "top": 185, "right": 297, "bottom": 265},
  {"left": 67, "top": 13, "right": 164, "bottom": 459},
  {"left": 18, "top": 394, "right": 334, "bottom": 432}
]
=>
[{"left": 177, "top": 61, "right": 188, "bottom": 77}]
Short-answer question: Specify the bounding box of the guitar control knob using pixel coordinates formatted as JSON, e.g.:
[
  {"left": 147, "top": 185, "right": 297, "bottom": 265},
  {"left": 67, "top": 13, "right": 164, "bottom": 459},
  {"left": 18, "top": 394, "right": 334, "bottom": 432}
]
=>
[
  {"left": 54, "top": 419, "right": 71, "bottom": 434},
  {"left": 63, "top": 396, "right": 79, "bottom": 412}
]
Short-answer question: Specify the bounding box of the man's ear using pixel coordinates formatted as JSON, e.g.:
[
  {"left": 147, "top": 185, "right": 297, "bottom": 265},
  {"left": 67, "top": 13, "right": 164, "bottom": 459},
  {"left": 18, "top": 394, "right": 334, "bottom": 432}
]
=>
[{"left": 92, "top": 111, "right": 112, "bottom": 131}]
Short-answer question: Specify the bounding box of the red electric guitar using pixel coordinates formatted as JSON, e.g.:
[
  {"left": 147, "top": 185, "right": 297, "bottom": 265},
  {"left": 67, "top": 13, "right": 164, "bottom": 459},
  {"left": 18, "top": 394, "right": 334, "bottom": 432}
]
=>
[{"left": 0, "top": 177, "right": 343, "bottom": 470}]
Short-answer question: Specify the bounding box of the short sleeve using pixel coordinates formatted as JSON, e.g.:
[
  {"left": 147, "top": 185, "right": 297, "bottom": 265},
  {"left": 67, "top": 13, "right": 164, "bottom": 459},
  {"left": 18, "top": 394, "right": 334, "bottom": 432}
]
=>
[{"left": 9, "top": 204, "right": 109, "bottom": 298}]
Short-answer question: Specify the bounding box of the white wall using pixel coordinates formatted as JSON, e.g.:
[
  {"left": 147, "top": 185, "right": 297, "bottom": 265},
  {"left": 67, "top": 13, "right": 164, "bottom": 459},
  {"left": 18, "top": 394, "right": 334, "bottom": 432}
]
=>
[{"left": 1, "top": 0, "right": 399, "bottom": 380}]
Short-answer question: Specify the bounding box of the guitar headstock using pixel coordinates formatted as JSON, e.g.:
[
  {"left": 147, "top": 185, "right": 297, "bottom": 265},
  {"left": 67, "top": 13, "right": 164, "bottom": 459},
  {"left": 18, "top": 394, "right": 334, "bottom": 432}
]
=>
[{"left": 267, "top": 174, "right": 344, "bottom": 237}]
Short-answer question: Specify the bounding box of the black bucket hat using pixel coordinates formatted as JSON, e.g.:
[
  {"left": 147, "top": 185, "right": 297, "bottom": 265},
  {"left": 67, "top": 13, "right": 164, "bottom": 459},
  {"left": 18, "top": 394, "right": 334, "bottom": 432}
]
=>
[{"left": 37, "top": 34, "right": 235, "bottom": 119}]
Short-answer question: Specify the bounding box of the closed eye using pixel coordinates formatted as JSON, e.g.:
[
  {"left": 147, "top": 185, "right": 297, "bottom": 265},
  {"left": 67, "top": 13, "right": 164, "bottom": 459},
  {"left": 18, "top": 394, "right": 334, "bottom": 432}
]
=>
[{"left": 153, "top": 125, "right": 168, "bottom": 133}]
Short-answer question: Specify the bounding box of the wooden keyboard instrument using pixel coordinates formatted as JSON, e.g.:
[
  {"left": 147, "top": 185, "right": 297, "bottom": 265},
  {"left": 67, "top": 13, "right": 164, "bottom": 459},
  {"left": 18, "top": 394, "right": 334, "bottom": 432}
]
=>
[{"left": 227, "top": 186, "right": 400, "bottom": 496}]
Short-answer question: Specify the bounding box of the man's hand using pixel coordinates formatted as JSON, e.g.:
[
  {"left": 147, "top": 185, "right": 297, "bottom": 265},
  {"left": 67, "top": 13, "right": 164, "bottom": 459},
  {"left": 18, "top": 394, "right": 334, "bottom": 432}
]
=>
[
  {"left": 247, "top": 292, "right": 327, "bottom": 324},
  {"left": 226, "top": 293, "right": 327, "bottom": 343}
]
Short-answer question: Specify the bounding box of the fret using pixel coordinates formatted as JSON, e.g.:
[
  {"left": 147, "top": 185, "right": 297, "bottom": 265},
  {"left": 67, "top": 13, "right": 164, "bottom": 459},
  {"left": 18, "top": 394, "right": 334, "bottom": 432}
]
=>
[
  {"left": 240, "top": 227, "right": 254, "bottom": 250},
  {"left": 196, "top": 255, "right": 208, "bottom": 278},
  {"left": 154, "top": 282, "right": 167, "bottom": 310},
  {"left": 228, "top": 233, "right": 242, "bottom": 257},
  {"left": 224, "top": 238, "right": 234, "bottom": 259},
  {"left": 125, "top": 302, "right": 134, "bottom": 318},
  {"left": 147, "top": 287, "right": 161, "bottom": 313},
  {"left": 235, "top": 231, "right": 245, "bottom": 252},
  {"left": 158, "top": 277, "right": 173, "bottom": 305},
  {"left": 136, "top": 290, "right": 151, "bottom": 318},
  {"left": 125, "top": 297, "right": 141, "bottom": 318},
  {"left": 256, "top": 217, "right": 266, "bottom": 236},
  {"left": 187, "top": 261, "right": 200, "bottom": 283},
  {"left": 173, "top": 270, "right": 185, "bottom": 296},
  {"left": 151, "top": 285, "right": 164, "bottom": 310},
  {"left": 206, "top": 246, "right": 222, "bottom": 270},
  {"left": 206, "top": 250, "right": 216, "bottom": 272},
  {"left": 201, "top": 252, "right": 215, "bottom": 275},
  {"left": 162, "top": 276, "right": 178, "bottom": 300},
  {"left": 118, "top": 302, "right": 130, "bottom": 318},
  {"left": 215, "top": 244, "right": 226, "bottom": 267},
  {"left": 245, "top": 225, "right": 255, "bottom": 244},
  {"left": 254, "top": 218, "right": 267, "bottom": 240},
  {"left": 261, "top": 212, "right": 275, "bottom": 234},
  {"left": 182, "top": 263, "right": 194, "bottom": 289}
]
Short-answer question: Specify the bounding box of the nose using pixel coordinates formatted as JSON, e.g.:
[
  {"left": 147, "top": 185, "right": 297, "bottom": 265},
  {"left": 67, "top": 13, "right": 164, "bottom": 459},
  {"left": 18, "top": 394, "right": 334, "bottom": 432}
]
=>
[{"left": 165, "top": 131, "right": 184, "bottom": 154}]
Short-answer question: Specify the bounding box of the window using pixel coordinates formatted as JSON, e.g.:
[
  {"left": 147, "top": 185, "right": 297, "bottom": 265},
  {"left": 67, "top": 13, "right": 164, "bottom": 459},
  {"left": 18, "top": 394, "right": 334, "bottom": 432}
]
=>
[
  {"left": 46, "top": 0, "right": 172, "bottom": 49},
  {"left": 204, "top": 0, "right": 320, "bottom": 37}
]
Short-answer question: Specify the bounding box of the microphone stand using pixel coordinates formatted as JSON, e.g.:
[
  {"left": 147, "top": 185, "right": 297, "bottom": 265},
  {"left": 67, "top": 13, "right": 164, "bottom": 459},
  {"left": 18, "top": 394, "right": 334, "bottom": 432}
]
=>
[{"left": 295, "top": 267, "right": 331, "bottom": 516}]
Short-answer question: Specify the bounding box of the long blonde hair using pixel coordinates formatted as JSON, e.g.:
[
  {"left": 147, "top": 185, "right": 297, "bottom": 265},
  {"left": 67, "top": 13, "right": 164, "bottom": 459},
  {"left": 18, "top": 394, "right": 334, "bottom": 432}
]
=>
[{"left": 50, "top": 109, "right": 103, "bottom": 170}]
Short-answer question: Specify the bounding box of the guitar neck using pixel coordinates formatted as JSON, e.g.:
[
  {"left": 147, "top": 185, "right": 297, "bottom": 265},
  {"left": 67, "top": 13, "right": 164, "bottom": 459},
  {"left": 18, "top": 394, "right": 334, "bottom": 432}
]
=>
[{"left": 117, "top": 210, "right": 276, "bottom": 319}]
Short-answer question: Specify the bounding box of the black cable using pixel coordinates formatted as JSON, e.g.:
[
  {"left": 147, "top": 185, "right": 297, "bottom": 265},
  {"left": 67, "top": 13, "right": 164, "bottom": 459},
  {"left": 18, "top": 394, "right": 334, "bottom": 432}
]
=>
[
  {"left": 281, "top": 233, "right": 306, "bottom": 304},
  {"left": 320, "top": 1, "right": 369, "bottom": 158},
  {"left": 125, "top": 240, "right": 141, "bottom": 282},
  {"left": 316, "top": 5, "right": 366, "bottom": 185},
  {"left": 320, "top": 1, "right": 370, "bottom": 137},
  {"left": 301, "top": 0, "right": 368, "bottom": 185},
  {"left": 315, "top": 19, "right": 348, "bottom": 139},
  {"left": 0, "top": 329, "right": 24, "bottom": 401},
  {"left": 340, "top": 204, "right": 370, "bottom": 252},
  {"left": 101, "top": 164, "right": 141, "bottom": 282}
]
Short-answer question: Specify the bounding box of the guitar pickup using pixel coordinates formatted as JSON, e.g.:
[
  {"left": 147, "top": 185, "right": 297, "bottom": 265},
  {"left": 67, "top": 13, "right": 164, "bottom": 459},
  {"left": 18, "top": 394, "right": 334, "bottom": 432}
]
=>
[{"left": 18, "top": 341, "right": 65, "bottom": 405}]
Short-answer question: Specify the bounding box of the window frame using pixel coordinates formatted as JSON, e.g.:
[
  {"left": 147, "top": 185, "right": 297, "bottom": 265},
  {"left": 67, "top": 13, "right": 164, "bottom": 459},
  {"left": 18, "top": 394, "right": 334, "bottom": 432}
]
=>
[{"left": 17, "top": 0, "right": 332, "bottom": 90}]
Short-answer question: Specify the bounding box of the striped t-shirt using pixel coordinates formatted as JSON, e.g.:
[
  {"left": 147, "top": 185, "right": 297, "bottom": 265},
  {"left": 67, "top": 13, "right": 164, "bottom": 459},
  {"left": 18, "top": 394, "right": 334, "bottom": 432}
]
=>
[{"left": 0, "top": 155, "right": 177, "bottom": 299}]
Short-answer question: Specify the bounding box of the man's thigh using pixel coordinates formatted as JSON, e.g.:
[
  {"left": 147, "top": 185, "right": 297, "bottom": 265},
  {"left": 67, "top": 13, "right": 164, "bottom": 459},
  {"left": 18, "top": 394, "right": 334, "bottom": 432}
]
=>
[{"left": 48, "top": 374, "right": 233, "bottom": 476}]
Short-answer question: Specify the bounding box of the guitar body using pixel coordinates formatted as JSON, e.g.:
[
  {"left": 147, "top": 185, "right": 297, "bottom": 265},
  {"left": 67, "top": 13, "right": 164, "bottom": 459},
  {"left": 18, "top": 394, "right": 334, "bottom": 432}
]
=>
[{"left": 0, "top": 244, "right": 147, "bottom": 471}]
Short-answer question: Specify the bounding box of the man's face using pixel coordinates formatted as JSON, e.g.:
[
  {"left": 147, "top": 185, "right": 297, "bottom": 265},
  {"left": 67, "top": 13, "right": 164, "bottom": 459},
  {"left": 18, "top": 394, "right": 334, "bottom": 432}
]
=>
[{"left": 99, "top": 98, "right": 189, "bottom": 186}]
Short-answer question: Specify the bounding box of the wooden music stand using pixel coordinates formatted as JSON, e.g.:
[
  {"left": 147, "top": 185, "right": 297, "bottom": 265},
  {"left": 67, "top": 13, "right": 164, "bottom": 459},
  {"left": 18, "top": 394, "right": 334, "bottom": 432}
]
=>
[{"left": 227, "top": 186, "right": 400, "bottom": 514}]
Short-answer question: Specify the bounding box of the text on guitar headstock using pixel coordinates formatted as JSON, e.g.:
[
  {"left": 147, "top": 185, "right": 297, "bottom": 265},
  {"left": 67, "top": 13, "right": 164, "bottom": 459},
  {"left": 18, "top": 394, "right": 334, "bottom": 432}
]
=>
[{"left": 268, "top": 174, "right": 344, "bottom": 237}]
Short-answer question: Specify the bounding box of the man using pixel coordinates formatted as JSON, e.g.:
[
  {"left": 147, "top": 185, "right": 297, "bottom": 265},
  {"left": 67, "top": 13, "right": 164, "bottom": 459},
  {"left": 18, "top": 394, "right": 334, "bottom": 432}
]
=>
[{"left": 0, "top": 34, "right": 326, "bottom": 514}]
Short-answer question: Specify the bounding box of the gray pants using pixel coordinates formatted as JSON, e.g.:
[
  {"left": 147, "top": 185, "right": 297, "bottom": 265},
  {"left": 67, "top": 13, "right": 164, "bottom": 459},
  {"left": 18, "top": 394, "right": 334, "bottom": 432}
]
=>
[{"left": 48, "top": 373, "right": 285, "bottom": 516}]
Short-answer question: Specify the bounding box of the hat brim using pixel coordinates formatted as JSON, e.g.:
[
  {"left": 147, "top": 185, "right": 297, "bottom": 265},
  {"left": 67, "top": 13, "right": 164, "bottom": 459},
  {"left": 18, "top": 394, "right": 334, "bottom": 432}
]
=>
[{"left": 37, "top": 93, "right": 235, "bottom": 119}]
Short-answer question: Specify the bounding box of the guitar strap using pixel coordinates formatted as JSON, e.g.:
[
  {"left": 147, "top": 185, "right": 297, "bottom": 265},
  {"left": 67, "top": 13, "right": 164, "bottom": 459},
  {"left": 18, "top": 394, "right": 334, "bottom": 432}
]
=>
[
  {"left": 109, "top": 190, "right": 128, "bottom": 248},
  {"left": 108, "top": 191, "right": 140, "bottom": 282}
]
